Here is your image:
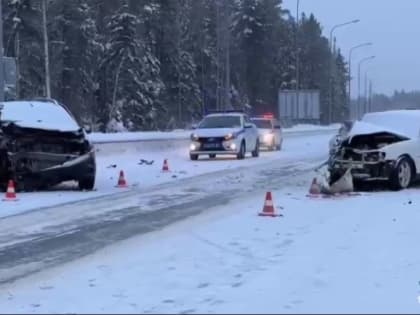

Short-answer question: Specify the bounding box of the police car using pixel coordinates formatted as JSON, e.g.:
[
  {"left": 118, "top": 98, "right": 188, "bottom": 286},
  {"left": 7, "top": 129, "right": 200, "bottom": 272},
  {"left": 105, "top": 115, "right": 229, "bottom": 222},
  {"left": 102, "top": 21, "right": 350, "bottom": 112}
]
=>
[
  {"left": 251, "top": 114, "right": 283, "bottom": 151},
  {"left": 189, "top": 111, "right": 260, "bottom": 160}
]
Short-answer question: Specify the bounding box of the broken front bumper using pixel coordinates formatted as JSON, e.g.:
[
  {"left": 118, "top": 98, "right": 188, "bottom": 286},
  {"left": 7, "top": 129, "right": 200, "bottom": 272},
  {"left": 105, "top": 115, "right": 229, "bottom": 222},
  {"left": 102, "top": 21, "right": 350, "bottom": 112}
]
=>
[
  {"left": 8, "top": 150, "right": 96, "bottom": 186},
  {"left": 330, "top": 158, "right": 395, "bottom": 181}
]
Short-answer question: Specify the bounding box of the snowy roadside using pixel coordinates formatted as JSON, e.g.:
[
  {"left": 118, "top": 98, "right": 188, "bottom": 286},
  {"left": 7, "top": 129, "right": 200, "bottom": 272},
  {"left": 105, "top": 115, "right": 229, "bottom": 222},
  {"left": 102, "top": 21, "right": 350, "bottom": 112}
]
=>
[
  {"left": 2, "top": 175, "right": 420, "bottom": 313},
  {"left": 88, "top": 124, "right": 340, "bottom": 144}
]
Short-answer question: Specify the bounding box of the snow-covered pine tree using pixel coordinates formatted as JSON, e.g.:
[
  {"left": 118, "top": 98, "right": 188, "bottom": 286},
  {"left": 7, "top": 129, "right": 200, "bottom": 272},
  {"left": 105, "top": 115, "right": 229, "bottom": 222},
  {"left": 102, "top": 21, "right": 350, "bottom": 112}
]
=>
[
  {"left": 153, "top": 0, "right": 201, "bottom": 129},
  {"left": 46, "top": 0, "right": 102, "bottom": 123},
  {"left": 232, "top": 0, "right": 285, "bottom": 113},
  {"left": 100, "top": 4, "right": 162, "bottom": 131}
]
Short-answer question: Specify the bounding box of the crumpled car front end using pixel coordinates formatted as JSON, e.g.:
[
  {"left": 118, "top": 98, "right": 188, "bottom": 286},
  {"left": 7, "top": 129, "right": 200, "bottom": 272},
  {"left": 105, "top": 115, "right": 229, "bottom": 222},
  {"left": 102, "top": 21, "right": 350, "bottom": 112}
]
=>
[
  {"left": 328, "top": 130, "right": 410, "bottom": 186},
  {"left": 0, "top": 122, "right": 96, "bottom": 191}
]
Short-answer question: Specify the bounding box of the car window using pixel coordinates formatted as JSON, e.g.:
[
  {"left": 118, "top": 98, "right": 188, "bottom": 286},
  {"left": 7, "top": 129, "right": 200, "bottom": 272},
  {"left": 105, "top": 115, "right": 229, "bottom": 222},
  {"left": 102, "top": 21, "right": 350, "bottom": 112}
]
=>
[
  {"left": 252, "top": 119, "right": 272, "bottom": 129},
  {"left": 198, "top": 116, "right": 242, "bottom": 129}
]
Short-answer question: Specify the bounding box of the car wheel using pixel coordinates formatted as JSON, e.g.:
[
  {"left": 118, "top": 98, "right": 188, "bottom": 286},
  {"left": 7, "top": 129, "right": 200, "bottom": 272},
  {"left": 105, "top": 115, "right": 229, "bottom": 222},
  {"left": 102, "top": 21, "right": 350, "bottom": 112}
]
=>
[
  {"left": 269, "top": 139, "right": 276, "bottom": 151},
  {"left": 190, "top": 154, "right": 199, "bottom": 161},
  {"left": 276, "top": 139, "right": 283, "bottom": 151},
  {"left": 252, "top": 140, "right": 260, "bottom": 158},
  {"left": 209, "top": 154, "right": 216, "bottom": 159},
  {"left": 79, "top": 176, "right": 95, "bottom": 191},
  {"left": 237, "top": 142, "right": 246, "bottom": 160},
  {"left": 390, "top": 156, "right": 413, "bottom": 190}
]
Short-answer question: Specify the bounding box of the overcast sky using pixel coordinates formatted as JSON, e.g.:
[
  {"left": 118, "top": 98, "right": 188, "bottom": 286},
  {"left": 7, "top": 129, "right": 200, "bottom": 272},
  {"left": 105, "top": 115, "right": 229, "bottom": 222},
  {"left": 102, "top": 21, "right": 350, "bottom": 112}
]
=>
[{"left": 282, "top": 0, "right": 420, "bottom": 97}]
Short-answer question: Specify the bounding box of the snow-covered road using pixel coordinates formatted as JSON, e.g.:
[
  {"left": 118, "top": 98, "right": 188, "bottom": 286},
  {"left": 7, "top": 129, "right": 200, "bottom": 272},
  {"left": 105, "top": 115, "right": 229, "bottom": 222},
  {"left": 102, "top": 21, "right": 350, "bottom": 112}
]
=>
[
  {"left": 0, "top": 131, "right": 333, "bottom": 284},
  {"left": 3, "top": 128, "right": 420, "bottom": 313},
  {"left": 0, "top": 130, "right": 334, "bottom": 218},
  {"left": 2, "top": 169, "right": 420, "bottom": 313}
]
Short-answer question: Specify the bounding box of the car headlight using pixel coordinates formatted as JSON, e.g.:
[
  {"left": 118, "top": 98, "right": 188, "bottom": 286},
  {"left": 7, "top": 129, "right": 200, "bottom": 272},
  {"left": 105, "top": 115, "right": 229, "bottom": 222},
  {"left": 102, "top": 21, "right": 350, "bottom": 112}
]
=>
[
  {"left": 191, "top": 133, "right": 199, "bottom": 141},
  {"left": 225, "top": 133, "right": 237, "bottom": 141},
  {"left": 263, "top": 133, "right": 274, "bottom": 142},
  {"left": 190, "top": 143, "right": 199, "bottom": 151}
]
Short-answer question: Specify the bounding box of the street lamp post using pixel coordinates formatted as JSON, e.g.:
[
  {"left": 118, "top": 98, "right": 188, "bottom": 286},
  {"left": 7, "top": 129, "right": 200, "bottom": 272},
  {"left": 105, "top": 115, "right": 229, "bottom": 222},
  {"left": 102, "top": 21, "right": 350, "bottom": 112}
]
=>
[
  {"left": 0, "top": 0, "right": 4, "bottom": 102},
  {"left": 328, "top": 19, "right": 360, "bottom": 124},
  {"left": 357, "top": 55, "right": 375, "bottom": 118},
  {"left": 295, "top": 0, "right": 300, "bottom": 122},
  {"left": 348, "top": 42, "right": 372, "bottom": 115}
]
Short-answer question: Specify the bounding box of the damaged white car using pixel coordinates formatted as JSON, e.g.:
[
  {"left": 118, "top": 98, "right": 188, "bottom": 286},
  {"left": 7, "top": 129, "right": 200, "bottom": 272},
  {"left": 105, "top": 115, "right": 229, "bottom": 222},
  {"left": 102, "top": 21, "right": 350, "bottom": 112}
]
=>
[{"left": 328, "top": 110, "right": 420, "bottom": 191}]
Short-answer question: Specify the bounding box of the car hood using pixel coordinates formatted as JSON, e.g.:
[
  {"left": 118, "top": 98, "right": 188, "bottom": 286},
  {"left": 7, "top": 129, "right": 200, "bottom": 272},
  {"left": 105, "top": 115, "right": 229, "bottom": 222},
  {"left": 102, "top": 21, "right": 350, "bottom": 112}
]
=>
[
  {"left": 348, "top": 121, "right": 412, "bottom": 141},
  {"left": 0, "top": 101, "right": 81, "bottom": 132},
  {"left": 192, "top": 128, "right": 243, "bottom": 138}
]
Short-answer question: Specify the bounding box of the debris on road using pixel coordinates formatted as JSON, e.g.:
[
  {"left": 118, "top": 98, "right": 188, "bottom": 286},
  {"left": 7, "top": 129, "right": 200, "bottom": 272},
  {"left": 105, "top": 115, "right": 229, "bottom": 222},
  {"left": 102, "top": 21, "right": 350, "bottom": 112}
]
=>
[{"left": 138, "top": 159, "right": 155, "bottom": 166}]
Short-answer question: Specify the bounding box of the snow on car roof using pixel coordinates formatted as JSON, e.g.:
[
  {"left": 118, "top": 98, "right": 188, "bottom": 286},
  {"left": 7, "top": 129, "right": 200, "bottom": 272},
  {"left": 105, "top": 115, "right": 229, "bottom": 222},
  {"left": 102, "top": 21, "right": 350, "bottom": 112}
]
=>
[{"left": 0, "top": 101, "right": 81, "bottom": 132}]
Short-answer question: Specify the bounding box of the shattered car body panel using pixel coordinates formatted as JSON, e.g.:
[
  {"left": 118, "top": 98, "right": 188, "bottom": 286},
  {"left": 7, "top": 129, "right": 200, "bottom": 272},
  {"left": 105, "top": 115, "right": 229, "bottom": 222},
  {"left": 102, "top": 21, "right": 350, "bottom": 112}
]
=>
[
  {"left": 0, "top": 100, "right": 96, "bottom": 191},
  {"left": 328, "top": 110, "right": 420, "bottom": 188}
]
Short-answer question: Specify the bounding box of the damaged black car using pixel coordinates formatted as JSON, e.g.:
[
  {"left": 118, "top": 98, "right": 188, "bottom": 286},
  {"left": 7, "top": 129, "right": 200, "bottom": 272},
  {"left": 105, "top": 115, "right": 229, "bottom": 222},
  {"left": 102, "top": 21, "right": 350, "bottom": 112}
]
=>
[{"left": 0, "top": 99, "right": 96, "bottom": 191}]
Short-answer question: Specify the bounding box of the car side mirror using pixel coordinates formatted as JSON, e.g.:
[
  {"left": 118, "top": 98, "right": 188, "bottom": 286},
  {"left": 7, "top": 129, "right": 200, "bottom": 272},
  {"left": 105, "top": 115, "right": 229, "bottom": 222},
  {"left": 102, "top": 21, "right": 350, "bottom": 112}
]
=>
[
  {"left": 84, "top": 125, "right": 92, "bottom": 134},
  {"left": 244, "top": 123, "right": 253, "bottom": 129},
  {"left": 191, "top": 124, "right": 198, "bottom": 130},
  {"left": 274, "top": 125, "right": 281, "bottom": 130}
]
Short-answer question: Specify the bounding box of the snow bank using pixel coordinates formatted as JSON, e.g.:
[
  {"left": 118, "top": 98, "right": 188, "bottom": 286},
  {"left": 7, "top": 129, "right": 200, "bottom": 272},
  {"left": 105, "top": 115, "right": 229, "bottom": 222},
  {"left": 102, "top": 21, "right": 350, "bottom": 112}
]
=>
[{"left": 89, "top": 124, "right": 339, "bottom": 144}]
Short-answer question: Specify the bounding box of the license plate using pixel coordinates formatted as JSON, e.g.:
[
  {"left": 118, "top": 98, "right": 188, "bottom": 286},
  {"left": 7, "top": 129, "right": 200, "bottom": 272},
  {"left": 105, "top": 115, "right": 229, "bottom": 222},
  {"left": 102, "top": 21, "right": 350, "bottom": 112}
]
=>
[{"left": 203, "top": 143, "right": 220, "bottom": 149}]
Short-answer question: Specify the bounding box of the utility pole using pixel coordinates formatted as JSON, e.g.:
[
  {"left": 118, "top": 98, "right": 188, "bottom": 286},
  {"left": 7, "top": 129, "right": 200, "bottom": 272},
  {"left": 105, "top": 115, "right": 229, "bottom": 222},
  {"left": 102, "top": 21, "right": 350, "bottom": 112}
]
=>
[
  {"left": 357, "top": 55, "right": 375, "bottom": 118},
  {"left": 295, "top": 0, "right": 300, "bottom": 122},
  {"left": 42, "top": 0, "right": 51, "bottom": 98},
  {"left": 368, "top": 80, "right": 373, "bottom": 112},
  {"left": 224, "top": 3, "right": 231, "bottom": 110},
  {"left": 0, "top": 0, "right": 5, "bottom": 102},
  {"left": 328, "top": 19, "right": 360, "bottom": 124},
  {"left": 364, "top": 72, "right": 368, "bottom": 115}
]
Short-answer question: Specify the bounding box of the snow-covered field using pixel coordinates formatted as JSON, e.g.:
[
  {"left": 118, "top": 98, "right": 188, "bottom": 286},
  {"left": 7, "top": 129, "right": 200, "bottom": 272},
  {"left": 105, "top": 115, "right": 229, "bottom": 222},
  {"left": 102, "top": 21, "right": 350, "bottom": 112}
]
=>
[
  {"left": 2, "top": 171, "right": 420, "bottom": 313},
  {"left": 0, "top": 131, "right": 334, "bottom": 219}
]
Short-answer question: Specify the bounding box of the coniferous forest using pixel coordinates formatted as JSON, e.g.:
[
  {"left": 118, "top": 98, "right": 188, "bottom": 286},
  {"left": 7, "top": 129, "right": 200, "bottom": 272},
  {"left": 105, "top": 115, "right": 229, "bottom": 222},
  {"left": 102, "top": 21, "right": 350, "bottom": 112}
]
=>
[{"left": 3, "top": 0, "right": 348, "bottom": 131}]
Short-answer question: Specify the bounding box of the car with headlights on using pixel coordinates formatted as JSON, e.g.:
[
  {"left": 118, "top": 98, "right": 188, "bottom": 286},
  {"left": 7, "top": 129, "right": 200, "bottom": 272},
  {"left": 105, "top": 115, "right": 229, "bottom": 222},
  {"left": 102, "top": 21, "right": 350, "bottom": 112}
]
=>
[
  {"left": 189, "top": 111, "right": 259, "bottom": 160},
  {"left": 251, "top": 115, "right": 283, "bottom": 151}
]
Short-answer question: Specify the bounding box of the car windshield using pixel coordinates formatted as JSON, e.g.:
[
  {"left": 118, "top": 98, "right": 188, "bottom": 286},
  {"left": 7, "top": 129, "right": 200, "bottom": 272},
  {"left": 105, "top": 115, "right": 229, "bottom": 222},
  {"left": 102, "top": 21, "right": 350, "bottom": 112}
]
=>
[
  {"left": 199, "top": 116, "right": 242, "bottom": 129},
  {"left": 252, "top": 119, "right": 272, "bottom": 129}
]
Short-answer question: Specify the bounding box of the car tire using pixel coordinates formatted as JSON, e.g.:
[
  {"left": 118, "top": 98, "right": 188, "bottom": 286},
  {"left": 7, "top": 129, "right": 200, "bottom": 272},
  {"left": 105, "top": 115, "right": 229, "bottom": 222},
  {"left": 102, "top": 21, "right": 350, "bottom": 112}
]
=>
[
  {"left": 389, "top": 156, "right": 413, "bottom": 191},
  {"left": 237, "top": 142, "right": 246, "bottom": 160},
  {"left": 252, "top": 140, "right": 260, "bottom": 158},
  {"left": 276, "top": 140, "right": 283, "bottom": 151},
  {"left": 190, "top": 154, "right": 199, "bottom": 161},
  {"left": 269, "top": 139, "right": 276, "bottom": 151},
  {"left": 209, "top": 154, "right": 216, "bottom": 159},
  {"left": 79, "top": 176, "right": 95, "bottom": 191}
]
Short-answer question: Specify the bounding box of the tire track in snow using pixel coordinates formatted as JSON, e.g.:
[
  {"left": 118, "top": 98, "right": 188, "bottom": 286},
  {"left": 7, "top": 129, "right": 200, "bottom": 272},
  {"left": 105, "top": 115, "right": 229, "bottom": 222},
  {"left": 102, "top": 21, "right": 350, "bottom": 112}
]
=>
[{"left": 0, "top": 156, "right": 325, "bottom": 285}]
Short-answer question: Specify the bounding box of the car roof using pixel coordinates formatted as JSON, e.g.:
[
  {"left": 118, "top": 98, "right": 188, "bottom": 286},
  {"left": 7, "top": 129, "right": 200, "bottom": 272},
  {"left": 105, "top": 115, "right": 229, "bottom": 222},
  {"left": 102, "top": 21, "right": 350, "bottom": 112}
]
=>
[{"left": 206, "top": 113, "right": 244, "bottom": 117}]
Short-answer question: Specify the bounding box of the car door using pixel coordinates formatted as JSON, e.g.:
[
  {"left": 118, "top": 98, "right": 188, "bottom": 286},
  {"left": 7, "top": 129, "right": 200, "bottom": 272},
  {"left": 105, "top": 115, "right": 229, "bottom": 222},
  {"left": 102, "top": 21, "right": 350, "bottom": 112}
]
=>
[
  {"left": 273, "top": 120, "right": 282, "bottom": 146},
  {"left": 244, "top": 115, "right": 257, "bottom": 150}
]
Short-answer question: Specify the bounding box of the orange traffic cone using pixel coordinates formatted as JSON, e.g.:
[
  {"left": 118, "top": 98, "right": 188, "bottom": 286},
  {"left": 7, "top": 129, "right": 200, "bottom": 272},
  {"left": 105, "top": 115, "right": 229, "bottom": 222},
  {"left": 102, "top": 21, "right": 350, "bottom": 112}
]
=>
[
  {"left": 307, "top": 178, "right": 321, "bottom": 197},
  {"left": 258, "top": 192, "right": 282, "bottom": 217},
  {"left": 162, "top": 159, "right": 170, "bottom": 172},
  {"left": 3, "top": 180, "right": 18, "bottom": 202},
  {"left": 115, "top": 170, "right": 128, "bottom": 188}
]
